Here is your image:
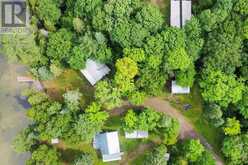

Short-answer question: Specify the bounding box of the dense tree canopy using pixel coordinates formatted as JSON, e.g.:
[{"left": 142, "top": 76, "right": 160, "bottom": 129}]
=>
[{"left": 200, "top": 69, "right": 244, "bottom": 107}]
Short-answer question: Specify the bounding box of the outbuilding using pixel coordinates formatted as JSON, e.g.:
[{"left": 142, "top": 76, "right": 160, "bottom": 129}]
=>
[
  {"left": 170, "top": 0, "right": 192, "bottom": 28},
  {"left": 51, "top": 138, "right": 59, "bottom": 144},
  {"left": 171, "top": 81, "right": 190, "bottom": 94},
  {"left": 93, "top": 131, "right": 123, "bottom": 162},
  {"left": 80, "top": 59, "right": 110, "bottom": 86},
  {"left": 125, "top": 131, "right": 149, "bottom": 139}
]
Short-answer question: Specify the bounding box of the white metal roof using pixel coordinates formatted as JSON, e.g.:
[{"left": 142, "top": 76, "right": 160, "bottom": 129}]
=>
[
  {"left": 170, "top": 0, "right": 192, "bottom": 28},
  {"left": 51, "top": 138, "right": 59, "bottom": 144},
  {"left": 105, "top": 132, "right": 120, "bottom": 154},
  {"left": 170, "top": 0, "right": 181, "bottom": 27},
  {"left": 94, "top": 131, "right": 122, "bottom": 162},
  {"left": 80, "top": 59, "right": 110, "bottom": 86},
  {"left": 125, "top": 131, "right": 149, "bottom": 139},
  {"left": 182, "top": 0, "right": 192, "bottom": 26},
  {"left": 171, "top": 81, "right": 190, "bottom": 94}
]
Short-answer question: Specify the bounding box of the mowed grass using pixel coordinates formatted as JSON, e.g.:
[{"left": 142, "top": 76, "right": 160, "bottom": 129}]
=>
[
  {"left": 169, "top": 85, "right": 224, "bottom": 155},
  {"left": 42, "top": 69, "right": 94, "bottom": 107}
]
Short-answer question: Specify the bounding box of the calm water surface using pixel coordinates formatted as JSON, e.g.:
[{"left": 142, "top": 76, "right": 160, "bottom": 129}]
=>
[{"left": 0, "top": 55, "right": 30, "bottom": 165}]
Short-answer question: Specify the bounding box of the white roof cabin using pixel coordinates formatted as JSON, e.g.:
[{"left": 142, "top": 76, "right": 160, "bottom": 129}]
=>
[
  {"left": 170, "top": 0, "right": 181, "bottom": 28},
  {"left": 170, "top": 0, "right": 192, "bottom": 28},
  {"left": 125, "top": 131, "right": 149, "bottom": 139},
  {"left": 80, "top": 59, "right": 110, "bottom": 86},
  {"left": 181, "top": 0, "right": 192, "bottom": 26},
  {"left": 93, "top": 131, "right": 123, "bottom": 162},
  {"left": 51, "top": 138, "right": 59, "bottom": 144},
  {"left": 165, "top": 153, "right": 170, "bottom": 161},
  {"left": 171, "top": 81, "right": 190, "bottom": 94}
]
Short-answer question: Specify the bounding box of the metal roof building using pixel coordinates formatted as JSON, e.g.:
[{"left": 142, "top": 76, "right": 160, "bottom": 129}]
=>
[
  {"left": 181, "top": 0, "right": 192, "bottom": 26},
  {"left": 171, "top": 81, "right": 190, "bottom": 94},
  {"left": 170, "top": 0, "right": 192, "bottom": 28},
  {"left": 93, "top": 131, "right": 123, "bottom": 162},
  {"left": 80, "top": 59, "right": 110, "bottom": 86},
  {"left": 170, "top": 0, "right": 181, "bottom": 27},
  {"left": 125, "top": 131, "right": 149, "bottom": 139}
]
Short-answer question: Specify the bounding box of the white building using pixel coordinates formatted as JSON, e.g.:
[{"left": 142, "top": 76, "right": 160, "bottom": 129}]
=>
[
  {"left": 181, "top": 0, "right": 192, "bottom": 26},
  {"left": 171, "top": 81, "right": 190, "bottom": 94},
  {"left": 125, "top": 131, "right": 149, "bottom": 139},
  {"left": 170, "top": 0, "right": 181, "bottom": 27},
  {"left": 93, "top": 131, "right": 123, "bottom": 162},
  {"left": 170, "top": 0, "right": 192, "bottom": 28},
  {"left": 80, "top": 59, "right": 110, "bottom": 86},
  {"left": 51, "top": 138, "right": 59, "bottom": 144}
]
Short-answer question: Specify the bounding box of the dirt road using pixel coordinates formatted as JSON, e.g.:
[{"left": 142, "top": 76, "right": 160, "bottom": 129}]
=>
[{"left": 144, "top": 97, "right": 224, "bottom": 165}]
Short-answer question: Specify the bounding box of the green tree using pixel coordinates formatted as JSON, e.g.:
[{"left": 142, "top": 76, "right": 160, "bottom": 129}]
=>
[
  {"left": 95, "top": 81, "right": 122, "bottom": 109},
  {"left": 46, "top": 29, "right": 72, "bottom": 62},
  {"left": 223, "top": 118, "right": 241, "bottom": 136},
  {"left": 74, "top": 114, "right": 105, "bottom": 142},
  {"left": 73, "top": 153, "right": 93, "bottom": 165},
  {"left": 27, "top": 92, "right": 49, "bottom": 106},
  {"left": 194, "top": 151, "right": 216, "bottom": 165},
  {"left": 85, "top": 102, "right": 109, "bottom": 123},
  {"left": 74, "top": 0, "right": 102, "bottom": 17},
  {"left": 92, "top": 8, "right": 113, "bottom": 32},
  {"left": 184, "top": 17, "right": 204, "bottom": 61},
  {"left": 128, "top": 91, "right": 146, "bottom": 106},
  {"left": 167, "top": 48, "right": 191, "bottom": 71},
  {"left": 129, "top": 21, "right": 150, "bottom": 47},
  {"left": 203, "top": 31, "right": 242, "bottom": 74},
  {"left": 237, "top": 87, "right": 248, "bottom": 119},
  {"left": 63, "top": 90, "right": 82, "bottom": 112},
  {"left": 136, "top": 4, "right": 164, "bottom": 32},
  {"left": 176, "top": 65, "right": 196, "bottom": 87},
  {"left": 157, "top": 115, "right": 180, "bottom": 145},
  {"left": 12, "top": 128, "right": 37, "bottom": 153},
  {"left": 222, "top": 134, "right": 248, "bottom": 164},
  {"left": 234, "top": 0, "right": 248, "bottom": 15},
  {"left": 137, "top": 108, "right": 161, "bottom": 131},
  {"left": 243, "top": 19, "right": 248, "bottom": 40},
  {"left": 73, "top": 18, "right": 85, "bottom": 33},
  {"left": 0, "top": 33, "right": 44, "bottom": 65},
  {"left": 29, "top": 145, "right": 60, "bottom": 165},
  {"left": 115, "top": 57, "right": 138, "bottom": 79},
  {"left": 144, "top": 145, "right": 168, "bottom": 165},
  {"left": 35, "top": 0, "right": 61, "bottom": 31},
  {"left": 182, "top": 139, "right": 204, "bottom": 162},
  {"left": 111, "top": 18, "right": 131, "bottom": 48},
  {"left": 123, "top": 110, "right": 138, "bottom": 132},
  {"left": 50, "top": 63, "right": 63, "bottom": 78},
  {"left": 200, "top": 69, "right": 244, "bottom": 107},
  {"left": 69, "top": 45, "right": 89, "bottom": 70},
  {"left": 204, "top": 104, "right": 224, "bottom": 127},
  {"left": 123, "top": 48, "right": 145, "bottom": 62}
]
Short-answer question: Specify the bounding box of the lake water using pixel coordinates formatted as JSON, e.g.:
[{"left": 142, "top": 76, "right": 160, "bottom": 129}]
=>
[{"left": 0, "top": 55, "right": 30, "bottom": 165}]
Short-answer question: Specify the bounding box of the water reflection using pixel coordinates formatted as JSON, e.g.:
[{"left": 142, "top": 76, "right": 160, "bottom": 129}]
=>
[{"left": 0, "top": 55, "right": 30, "bottom": 165}]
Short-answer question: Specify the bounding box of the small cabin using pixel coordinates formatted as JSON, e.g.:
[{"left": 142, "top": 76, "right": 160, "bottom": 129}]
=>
[
  {"left": 170, "top": 0, "right": 192, "bottom": 28},
  {"left": 171, "top": 81, "right": 190, "bottom": 94},
  {"left": 80, "top": 59, "right": 110, "bottom": 86},
  {"left": 93, "top": 131, "right": 123, "bottom": 162},
  {"left": 125, "top": 131, "right": 149, "bottom": 139},
  {"left": 51, "top": 138, "right": 59, "bottom": 144}
]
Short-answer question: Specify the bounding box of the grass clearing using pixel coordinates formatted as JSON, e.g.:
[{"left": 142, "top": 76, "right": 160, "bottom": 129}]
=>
[
  {"left": 42, "top": 69, "right": 94, "bottom": 107},
  {"left": 168, "top": 85, "right": 224, "bottom": 155}
]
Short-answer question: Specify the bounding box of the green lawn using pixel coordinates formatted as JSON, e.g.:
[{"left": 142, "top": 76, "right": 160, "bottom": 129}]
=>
[
  {"left": 168, "top": 85, "right": 224, "bottom": 155},
  {"left": 43, "top": 69, "right": 94, "bottom": 108}
]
